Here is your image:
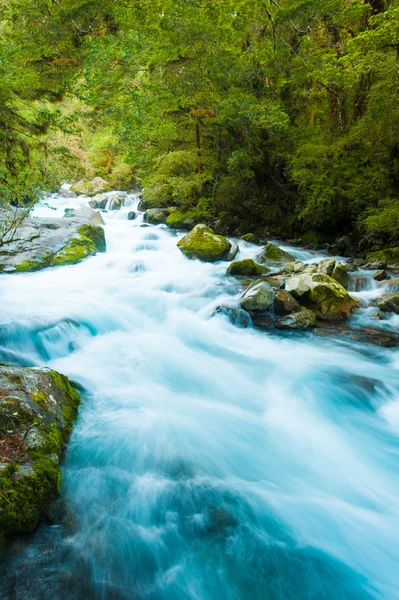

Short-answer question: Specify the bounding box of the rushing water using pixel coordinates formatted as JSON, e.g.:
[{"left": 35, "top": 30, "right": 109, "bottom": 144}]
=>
[{"left": 1, "top": 189, "right": 399, "bottom": 599}]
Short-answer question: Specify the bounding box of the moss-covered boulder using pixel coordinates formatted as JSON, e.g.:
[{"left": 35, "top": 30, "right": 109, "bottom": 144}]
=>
[
  {"left": 0, "top": 217, "right": 106, "bottom": 274},
  {"left": 377, "top": 292, "right": 399, "bottom": 313},
  {"left": 143, "top": 208, "right": 170, "bottom": 225},
  {"left": 177, "top": 224, "right": 232, "bottom": 262},
  {"left": 257, "top": 243, "right": 295, "bottom": 265},
  {"left": 317, "top": 259, "right": 349, "bottom": 288},
  {"left": 305, "top": 273, "right": 358, "bottom": 320},
  {"left": 166, "top": 208, "right": 202, "bottom": 230},
  {"left": 0, "top": 366, "right": 81, "bottom": 536},
  {"left": 241, "top": 281, "right": 275, "bottom": 312},
  {"left": 366, "top": 247, "right": 399, "bottom": 270},
  {"left": 70, "top": 177, "right": 110, "bottom": 197},
  {"left": 241, "top": 233, "right": 260, "bottom": 245},
  {"left": 227, "top": 258, "right": 269, "bottom": 277}
]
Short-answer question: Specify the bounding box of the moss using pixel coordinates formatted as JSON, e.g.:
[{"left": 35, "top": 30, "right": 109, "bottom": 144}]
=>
[
  {"left": 30, "top": 388, "right": 49, "bottom": 411},
  {"left": 0, "top": 458, "right": 60, "bottom": 534},
  {"left": 166, "top": 208, "right": 202, "bottom": 230},
  {"left": 306, "top": 274, "right": 357, "bottom": 320},
  {"left": 258, "top": 243, "right": 295, "bottom": 264},
  {"left": 227, "top": 258, "right": 268, "bottom": 277},
  {"left": 48, "top": 370, "right": 80, "bottom": 441},
  {"left": 14, "top": 224, "right": 105, "bottom": 273},
  {"left": 366, "top": 247, "right": 399, "bottom": 268},
  {"left": 241, "top": 233, "right": 260, "bottom": 245},
  {"left": 177, "top": 224, "right": 231, "bottom": 262}
]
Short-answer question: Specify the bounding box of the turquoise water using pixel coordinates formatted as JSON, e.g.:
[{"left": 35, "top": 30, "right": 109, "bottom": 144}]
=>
[{"left": 0, "top": 191, "right": 399, "bottom": 599}]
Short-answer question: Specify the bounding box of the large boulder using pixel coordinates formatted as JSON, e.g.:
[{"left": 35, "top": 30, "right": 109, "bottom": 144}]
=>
[
  {"left": 376, "top": 292, "right": 399, "bottom": 314},
  {"left": 0, "top": 366, "right": 81, "bottom": 535},
  {"left": 305, "top": 273, "right": 358, "bottom": 320},
  {"left": 257, "top": 243, "right": 295, "bottom": 265},
  {"left": 143, "top": 208, "right": 170, "bottom": 225},
  {"left": 275, "top": 309, "right": 316, "bottom": 330},
  {"left": 241, "top": 281, "right": 275, "bottom": 312},
  {"left": 317, "top": 259, "right": 349, "bottom": 288},
  {"left": 70, "top": 177, "right": 110, "bottom": 197},
  {"left": 284, "top": 273, "right": 357, "bottom": 320},
  {"left": 227, "top": 258, "right": 269, "bottom": 277},
  {"left": 283, "top": 261, "right": 306, "bottom": 274},
  {"left": 177, "top": 224, "right": 232, "bottom": 262},
  {"left": 0, "top": 215, "right": 106, "bottom": 274}
]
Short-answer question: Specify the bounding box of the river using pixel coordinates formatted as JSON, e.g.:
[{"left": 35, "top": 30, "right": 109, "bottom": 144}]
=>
[{"left": 0, "top": 189, "right": 398, "bottom": 599}]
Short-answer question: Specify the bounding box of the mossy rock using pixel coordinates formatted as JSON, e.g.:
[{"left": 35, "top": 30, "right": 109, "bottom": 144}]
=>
[
  {"left": 177, "top": 224, "right": 231, "bottom": 262},
  {"left": 13, "top": 224, "right": 105, "bottom": 273},
  {"left": 366, "top": 247, "right": 399, "bottom": 270},
  {"left": 305, "top": 273, "right": 357, "bottom": 320},
  {"left": 317, "top": 259, "right": 349, "bottom": 288},
  {"left": 166, "top": 208, "right": 202, "bottom": 231},
  {"left": 227, "top": 258, "right": 269, "bottom": 277},
  {"left": 70, "top": 177, "right": 110, "bottom": 197},
  {"left": 0, "top": 366, "right": 81, "bottom": 536},
  {"left": 143, "top": 208, "right": 170, "bottom": 225},
  {"left": 275, "top": 309, "right": 316, "bottom": 330},
  {"left": 241, "top": 233, "right": 260, "bottom": 245},
  {"left": 257, "top": 243, "right": 295, "bottom": 265}
]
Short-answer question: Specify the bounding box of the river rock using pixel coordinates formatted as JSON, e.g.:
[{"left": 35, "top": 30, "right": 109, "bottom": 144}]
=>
[
  {"left": 241, "top": 233, "right": 260, "bottom": 245},
  {"left": 317, "top": 259, "right": 349, "bottom": 288},
  {"left": 70, "top": 177, "right": 110, "bottom": 197},
  {"left": 89, "top": 194, "right": 108, "bottom": 209},
  {"left": 306, "top": 273, "right": 358, "bottom": 320},
  {"left": 274, "top": 290, "right": 299, "bottom": 315},
  {"left": 227, "top": 259, "right": 268, "bottom": 277},
  {"left": 59, "top": 188, "right": 77, "bottom": 199},
  {"left": 373, "top": 269, "right": 388, "bottom": 281},
  {"left": 177, "top": 224, "right": 232, "bottom": 262},
  {"left": 275, "top": 309, "right": 316, "bottom": 330},
  {"left": 0, "top": 365, "right": 81, "bottom": 535},
  {"left": 257, "top": 243, "right": 295, "bottom": 265},
  {"left": 376, "top": 292, "right": 399, "bottom": 314},
  {"left": 226, "top": 243, "right": 239, "bottom": 261},
  {"left": 63, "top": 206, "right": 104, "bottom": 225},
  {"left": 143, "top": 208, "right": 170, "bottom": 225},
  {"left": 241, "top": 281, "right": 275, "bottom": 312},
  {"left": 365, "top": 247, "right": 399, "bottom": 270},
  {"left": 285, "top": 273, "right": 312, "bottom": 298},
  {"left": 127, "top": 211, "right": 136, "bottom": 220},
  {"left": 0, "top": 214, "right": 106, "bottom": 274},
  {"left": 284, "top": 261, "right": 306, "bottom": 274}
]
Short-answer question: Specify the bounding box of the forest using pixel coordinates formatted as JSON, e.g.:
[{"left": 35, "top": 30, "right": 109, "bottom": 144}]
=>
[{"left": 1, "top": 0, "right": 398, "bottom": 248}]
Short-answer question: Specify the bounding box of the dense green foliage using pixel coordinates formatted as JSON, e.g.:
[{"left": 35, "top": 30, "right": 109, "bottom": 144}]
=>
[{"left": 1, "top": 0, "right": 398, "bottom": 245}]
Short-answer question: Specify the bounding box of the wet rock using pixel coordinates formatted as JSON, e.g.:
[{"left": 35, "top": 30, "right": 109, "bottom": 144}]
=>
[
  {"left": 241, "top": 233, "right": 260, "bottom": 245},
  {"left": 241, "top": 281, "right": 275, "bottom": 312},
  {"left": 376, "top": 292, "right": 399, "bottom": 314},
  {"left": 0, "top": 366, "right": 81, "bottom": 535},
  {"left": 274, "top": 291, "right": 299, "bottom": 315},
  {"left": 373, "top": 269, "right": 388, "bottom": 281},
  {"left": 249, "top": 312, "right": 274, "bottom": 330},
  {"left": 226, "top": 243, "right": 239, "bottom": 261},
  {"left": 378, "top": 277, "right": 399, "bottom": 292},
  {"left": 257, "top": 243, "right": 295, "bottom": 265},
  {"left": 227, "top": 259, "right": 268, "bottom": 277},
  {"left": 314, "top": 324, "right": 399, "bottom": 348},
  {"left": 70, "top": 177, "right": 110, "bottom": 197},
  {"left": 143, "top": 208, "right": 170, "bottom": 225},
  {"left": 275, "top": 309, "right": 316, "bottom": 330},
  {"left": 127, "top": 211, "right": 136, "bottom": 220},
  {"left": 59, "top": 188, "right": 77, "bottom": 199},
  {"left": 177, "top": 224, "right": 231, "bottom": 262},
  {"left": 88, "top": 194, "right": 108, "bottom": 209},
  {"left": 0, "top": 214, "right": 106, "bottom": 274}
]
